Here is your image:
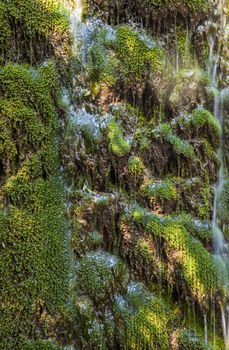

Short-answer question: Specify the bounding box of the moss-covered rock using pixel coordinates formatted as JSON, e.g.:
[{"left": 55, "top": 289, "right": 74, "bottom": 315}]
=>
[
  {"left": 108, "top": 119, "right": 131, "bottom": 156},
  {"left": 76, "top": 251, "right": 129, "bottom": 302},
  {"left": 0, "top": 61, "right": 69, "bottom": 349},
  {"left": 131, "top": 206, "right": 218, "bottom": 304},
  {"left": 140, "top": 179, "right": 177, "bottom": 201},
  {"left": 128, "top": 156, "right": 144, "bottom": 177},
  {"left": 155, "top": 123, "right": 195, "bottom": 158},
  {"left": 0, "top": 0, "right": 70, "bottom": 64}
]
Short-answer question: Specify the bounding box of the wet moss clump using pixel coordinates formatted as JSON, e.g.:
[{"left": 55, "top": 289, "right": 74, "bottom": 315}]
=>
[
  {"left": 140, "top": 180, "right": 177, "bottom": 201},
  {"left": 116, "top": 26, "right": 163, "bottom": 82},
  {"left": 108, "top": 119, "right": 131, "bottom": 156},
  {"left": 76, "top": 251, "right": 129, "bottom": 303},
  {"left": 0, "top": 0, "right": 70, "bottom": 64},
  {"left": 128, "top": 156, "right": 144, "bottom": 177},
  {"left": 0, "top": 62, "right": 69, "bottom": 349},
  {"left": 156, "top": 123, "right": 194, "bottom": 158},
  {"left": 175, "top": 330, "right": 209, "bottom": 350},
  {"left": 117, "top": 285, "right": 170, "bottom": 350},
  {"left": 131, "top": 206, "right": 218, "bottom": 304}
]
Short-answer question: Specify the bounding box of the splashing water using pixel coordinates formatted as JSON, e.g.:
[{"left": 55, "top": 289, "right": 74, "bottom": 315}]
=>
[{"left": 208, "top": 0, "right": 229, "bottom": 348}]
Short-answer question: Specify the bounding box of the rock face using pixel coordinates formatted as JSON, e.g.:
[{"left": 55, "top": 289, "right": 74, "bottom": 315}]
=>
[{"left": 0, "top": 0, "right": 229, "bottom": 350}]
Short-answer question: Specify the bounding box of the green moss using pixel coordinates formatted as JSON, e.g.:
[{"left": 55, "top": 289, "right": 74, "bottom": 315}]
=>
[
  {"left": 76, "top": 251, "right": 129, "bottom": 302},
  {"left": 175, "top": 108, "right": 222, "bottom": 149},
  {"left": 164, "top": 222, "right": 217, "bottom": 303},
  {"left": 88, "top": 27, "right": 118, "bottom": 87},
  {"left": 135, "top": 239, "right": 154, "bottom": 264},
  {"left": 116, "top": 26, "right": 163, "bottom": 81},
  {"left": 157, "top": 123, "right": 194, "bottom": 158},
  {"left": 0, "top": 0, "right": 70, "bottom": 63},
  {"left": 87, "top": 231, "right": 103, "bottom": 250},
  {"left": 88, "top": 24, "right": 163, "bottom": 90},
  {"left": 218, "top": 179, "right": 229, "bottom": 227},
  {"left": 173, "top": 213, "right": 212, "bottom": 243},
  {"left": 128, "top": 156, "right": 144, "bottom": 176},
  {"left": 141, "top": 179, "right": 177, "bottom": 201},
  {"left": 0, "top": 61, "right": 69, "bottom": 349},
  {"left": 117, "top": 283, "right": 170, "bottom": 350},
  {"left": 192, "top": 108, "right": 221, "bottom": 134},
  {"left": 134, "top": 126, "right": 152, "bottom": 152},
  {"left": 131, "top": 206, "right": 218, "bottom": 303},
  {"left": 172, "top": 177, "right": 214, "bottom": 221},
  {"left": 0, "top": 61, "right": 63, "bottom": 174},
  {"left": 197, "top": 185, "right": 212, "bottom": 220},
  {"left": 169, "top": 134, "right": 194, "bottom": 158},
  {"left": 108, "top": 119, "right": 131, "bottom": 156},
  {"left": 176, "top": 26, "right": 191, "bottom": 66}
]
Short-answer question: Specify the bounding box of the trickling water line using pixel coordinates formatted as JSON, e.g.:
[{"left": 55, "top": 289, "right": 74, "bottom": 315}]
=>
[
  {"left": 204, "top": 313, "right": 208, "bottom": 345},
  {"left": 208, "top": 0, "right": 229, "bottom": 348},
  {"left": 70, "top": 0, "right": 88, "bottom": 66}
]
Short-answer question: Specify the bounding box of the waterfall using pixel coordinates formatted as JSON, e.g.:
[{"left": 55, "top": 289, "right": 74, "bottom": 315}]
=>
[
  {"left": 208, "top": 0, "right": 229, "bottom": 348},
  {"left": 70, "top": 0, "right": 87, "bottom": 65}
]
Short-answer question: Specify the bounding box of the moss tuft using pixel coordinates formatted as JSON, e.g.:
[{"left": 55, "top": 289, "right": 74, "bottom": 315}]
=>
[
  {"left": 108, "top": 119, "right": 131, "bottom": 156},
  {"left": 156, "top": 123, "right": 194, "bottom": 158},
  {"left": 128, "top": 156, "right": 144, "bottom": 177},
  {"left": 131, "top": 206, "right": 218, "bottom": 303},
  {"left": 116, "top": 26, "right": 163, "bottom": 81},
  {"left": 141, "top": 179, "right": 177, "bottom": 201},
  {"left": 0, "top": 61, "right": 69, "bottom": 349}
]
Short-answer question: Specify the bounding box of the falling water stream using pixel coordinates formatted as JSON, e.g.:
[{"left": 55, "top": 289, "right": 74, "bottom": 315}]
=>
[{"left": 208, "top": 0, "right": 229, "bottom": 348}]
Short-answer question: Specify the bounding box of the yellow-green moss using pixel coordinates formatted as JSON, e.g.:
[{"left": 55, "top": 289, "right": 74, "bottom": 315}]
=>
[
  {"left": 117, "top": 284, "right": 170, "bottom": 350},
  {"left": 0, "top": 0, "right": 70, "bottom": 64},
  {"left": 0, "top": 62, "right": 69, "bottom": 349},
  {"left": 116, "top": 26, "right": 163, "bottom": 81},
  {"left": 157, "top": 123, "right": 194, "bottom": 158},
  {"left": 128, "top": 156, "right": 144, "bottom": 176},
  {"left": 140, "top": 179, "right": 177, "bottom": 201},
  {"left": 131, "top": 206, "right": 218, "bottom": 303},
  {"left": 108, "top": 119, "right": 131, "bottom": 156}
]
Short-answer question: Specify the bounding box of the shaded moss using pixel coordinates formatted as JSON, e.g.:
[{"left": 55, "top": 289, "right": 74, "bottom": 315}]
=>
[
  {"left": 128, "top": 156, "right": 144, "bottom": 177},
  {"left": 108, "top": 119, "right": 131, "bottom": 156},
  {"left": 76, "top": 251, "right": 129, "bottom": 303},
  {"left": 24, "top": 340, "right": 63, "bottom": 350},
  {"left": 170, "top": 69, "right": 209, "bottom": 113},
  {"left": 146, "top": 0, "right": 209, "bottom": 11},
  {"left": 177, "top": 330, "right": 209, "bottom": 350}
]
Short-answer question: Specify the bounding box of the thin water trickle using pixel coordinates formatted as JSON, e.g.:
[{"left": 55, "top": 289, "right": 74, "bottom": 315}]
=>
[
  {"left": 70, "top": 0, "right": 88, "bottom": 66},
  {"left": 204, "top": 313, "right": 208, "bottom": 345},
  {"left": 208, "top": 0, "right": 229, "bottom": 348}
]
